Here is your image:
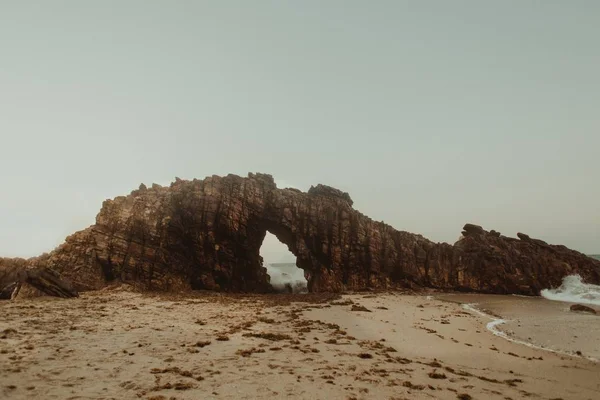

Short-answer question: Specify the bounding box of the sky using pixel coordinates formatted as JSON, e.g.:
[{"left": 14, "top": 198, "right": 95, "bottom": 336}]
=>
[{"left": 0, "top": 1, "right": 598, "bottom": 262}]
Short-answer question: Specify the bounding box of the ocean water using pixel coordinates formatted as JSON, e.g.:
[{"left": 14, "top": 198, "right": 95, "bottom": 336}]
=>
[
  {"left": 265, "top": 262, "right": 308, "bottom": 293},
  {"left": 438, "top": 293, "right": 600, "bottom": 361},
  {"left": 456, "top": 296, "right": 600, "bottom": 362},
  {"left": 541, "top": 274, "right": 600, "bottom": 306}
]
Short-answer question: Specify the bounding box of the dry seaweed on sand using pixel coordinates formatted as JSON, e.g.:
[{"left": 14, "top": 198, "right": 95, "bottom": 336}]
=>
[
  {"left": 242, "top": 332, "right": 291, "bottom": 341},
  {"left": 236, "top": 347, "right": 266, "bottom": 357},
  {"left": 428, "top": 370, "right": 447, "bottom": 379}
]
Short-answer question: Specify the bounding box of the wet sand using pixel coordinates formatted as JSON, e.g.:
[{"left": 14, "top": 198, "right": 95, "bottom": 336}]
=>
[
  {"left": 1, "top": 288, "right": 599, "bottom": 399},
  {"left": 437, "top": 294, "right": 600, "bottom": 361}
]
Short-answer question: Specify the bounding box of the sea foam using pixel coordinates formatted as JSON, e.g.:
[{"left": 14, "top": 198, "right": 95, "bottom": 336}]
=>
[
  {"left": 462, "top": 302, "right": 598, "bottom": 362},
  {"left": 265, "top": 263, "right": 308, "bottom": 293},
  {"left": 541, "top": 274, "right": 600, "bottom": 306}
]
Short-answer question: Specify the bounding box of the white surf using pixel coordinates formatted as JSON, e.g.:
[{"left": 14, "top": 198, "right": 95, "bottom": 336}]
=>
[
  {"left": 265, "top": 262, "right": 308, "bottom": 293},
  {"left": 541, "top": 274, "right": 600, "bottom": 306}
]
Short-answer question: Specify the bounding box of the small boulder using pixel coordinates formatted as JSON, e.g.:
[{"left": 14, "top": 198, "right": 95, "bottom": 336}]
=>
[{"left": 570, "top": 304, "right": 597, "bottom": 314}]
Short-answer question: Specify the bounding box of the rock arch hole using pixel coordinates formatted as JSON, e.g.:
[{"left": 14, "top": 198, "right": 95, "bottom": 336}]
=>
[{"left": 260, "top": 232, "right": 307, "bottom": 293}]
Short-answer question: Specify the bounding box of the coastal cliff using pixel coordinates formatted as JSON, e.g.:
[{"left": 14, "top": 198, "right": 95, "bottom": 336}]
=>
[{"left": 2, "top": 173, "right": 599, "bottom": 298}]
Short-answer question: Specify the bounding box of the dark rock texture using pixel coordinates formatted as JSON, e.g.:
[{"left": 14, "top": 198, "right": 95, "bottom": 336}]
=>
[
  {"left": 0, "top": 258, "right": 78, "bottom": 299},
  {"left": 570, "top": 304, "right": 597, "bottom": 314},
  {"left": 0, "top": 258, "right": 26, "bottom": 299},
  {"left": 0, "top": 281, "right": 19, "bottom": 299},
  {"left": 1, "top": 173, "right": 599, "bottom": 297}
]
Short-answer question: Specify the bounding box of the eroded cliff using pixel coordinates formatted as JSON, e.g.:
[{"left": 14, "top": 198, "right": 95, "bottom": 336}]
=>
[{"left": 2, "top": 173, "right": 599, "bottom": 298}]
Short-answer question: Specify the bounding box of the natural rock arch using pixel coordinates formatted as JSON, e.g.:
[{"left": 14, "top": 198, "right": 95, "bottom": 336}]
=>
[{"left": 1, "top": 172, "right": 599, "bottom": 297}]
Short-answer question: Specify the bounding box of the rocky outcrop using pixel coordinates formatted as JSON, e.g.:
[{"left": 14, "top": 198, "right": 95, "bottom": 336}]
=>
[
  {"left": 570, "top": 304, "right": 597, "bottom": 314},
  {"left": 1, "top": 257, "right": 78, "bottom": 299},
  {"left": 452, "top": 225, "right": 600, "bottom": 294},
  {"left": 2, "top": 173, "right": 599, "bottom": 297},
  {"left": 0, "top": 258, "right": 26, "bottom": 299},
  {"left": 0, "top": 281, "right": 19, "bottom": 299}
]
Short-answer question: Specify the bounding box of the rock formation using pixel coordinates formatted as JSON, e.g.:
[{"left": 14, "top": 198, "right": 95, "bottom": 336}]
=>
[
  {"left": 1, "top": 173, "right": 599, "bottom": 298},
  {"left": 570, "top": 304, "right": 597, "bottom": 315},
  {"left": 0, "top": 258, "right": 25, "bottom": 299},
  {"left": 0, "top": 258, "right": 78, "bottom": 299}
]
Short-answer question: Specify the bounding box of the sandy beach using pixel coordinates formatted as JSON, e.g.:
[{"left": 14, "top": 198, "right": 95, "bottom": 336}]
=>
[{"left": 1, "top": 289, "right": 599, "bottom": 400}]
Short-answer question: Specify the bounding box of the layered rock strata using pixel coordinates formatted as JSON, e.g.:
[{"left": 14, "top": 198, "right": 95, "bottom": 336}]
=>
[{"left": 1, "top": 173, "right": 598, "bottom": 297}]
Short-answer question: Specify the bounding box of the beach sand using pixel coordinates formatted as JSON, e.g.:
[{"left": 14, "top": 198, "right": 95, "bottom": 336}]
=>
[{"left": 1, "top": 288, "right": 599, "bottom": 400}]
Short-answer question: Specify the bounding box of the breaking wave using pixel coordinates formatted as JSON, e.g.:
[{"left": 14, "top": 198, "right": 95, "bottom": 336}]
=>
[
  {"left": 265, "top": 263, "right": 308, "bottom": 293},
  {"left": 541, "top": 275, "right": 600, "bottom": 306}
]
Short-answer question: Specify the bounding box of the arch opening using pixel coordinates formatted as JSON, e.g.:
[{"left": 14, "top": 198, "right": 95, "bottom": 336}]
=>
[{"left": 260, "top": 232, "right": 307, "bottom": 293}]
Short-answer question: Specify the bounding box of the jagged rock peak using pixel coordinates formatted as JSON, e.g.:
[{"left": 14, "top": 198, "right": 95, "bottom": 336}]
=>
[
  {"left": 308, "top": 184, "right": 353, "bottom": 207},
  {"left": 462, "top": 223, "right": 485, "bottom": 236}
]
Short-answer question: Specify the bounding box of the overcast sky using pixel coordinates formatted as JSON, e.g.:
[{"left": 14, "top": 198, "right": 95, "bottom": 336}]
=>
[{"left": 1, "top": 1, "right": 598, "bottom": 262}]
